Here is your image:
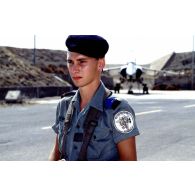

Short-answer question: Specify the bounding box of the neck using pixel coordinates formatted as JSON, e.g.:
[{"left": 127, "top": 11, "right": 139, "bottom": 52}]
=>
[{"left": 79, "top": 80, "right": 101, "bottom": 110}]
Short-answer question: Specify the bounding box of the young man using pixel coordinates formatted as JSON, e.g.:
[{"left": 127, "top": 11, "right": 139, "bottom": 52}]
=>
[{"left": 49, "top": 35, "right": 139, "bottom": 161}]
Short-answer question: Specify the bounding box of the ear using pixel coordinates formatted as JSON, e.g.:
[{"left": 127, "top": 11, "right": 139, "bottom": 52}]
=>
[{"left": 98, "top": 58, "right": 105, "bottom": 71}]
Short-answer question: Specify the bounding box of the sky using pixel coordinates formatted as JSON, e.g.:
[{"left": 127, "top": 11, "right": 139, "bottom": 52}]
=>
[{"left": 1, "top": 0, "right": 195, "bottom": 64}]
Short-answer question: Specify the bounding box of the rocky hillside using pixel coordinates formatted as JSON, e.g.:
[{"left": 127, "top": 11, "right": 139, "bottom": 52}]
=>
[{"left": 0, "top": 46, "right": 69, "bottom": 87}]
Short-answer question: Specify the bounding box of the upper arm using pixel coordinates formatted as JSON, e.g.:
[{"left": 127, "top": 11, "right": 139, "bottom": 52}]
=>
[
  {"left": 117, "top": 136, "right": 137, "bottom": 161},
  {"left": 109, "top": 98, "right": 139, "bottom": 161}
]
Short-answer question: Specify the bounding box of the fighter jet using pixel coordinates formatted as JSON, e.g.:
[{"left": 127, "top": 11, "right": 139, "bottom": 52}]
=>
[
  {"left": 104, "top": 62, "right": 147, "bottom": 94},
  {"left": 104, "top": 61, "right": 179, "bottom": 94}
]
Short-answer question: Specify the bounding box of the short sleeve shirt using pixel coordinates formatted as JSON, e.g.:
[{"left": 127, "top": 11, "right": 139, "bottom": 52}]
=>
[{"left": 52, "top": 82, "right": 139, "bottom": 161}]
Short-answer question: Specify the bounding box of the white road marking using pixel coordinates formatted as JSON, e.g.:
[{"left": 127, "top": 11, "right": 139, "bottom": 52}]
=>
[
  {"left": 41, "top": 126, "right": 52, "bottom": 130},
  {"left": 32, "top": 99, "right": 60, "bottom": 104},
  {"left": 136, "top": 109, "right": 163, "bottom": 116},
  {"left": 135, "top": 101, "right": 157, "bottom": 104},
  {"left": 184, "top": 104, "right": 195, "bottom": 108}
]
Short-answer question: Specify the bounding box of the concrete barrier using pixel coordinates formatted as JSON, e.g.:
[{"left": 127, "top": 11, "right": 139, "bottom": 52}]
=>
[{"left": 0, "top": 86, "right": 73, "bottom": 100}]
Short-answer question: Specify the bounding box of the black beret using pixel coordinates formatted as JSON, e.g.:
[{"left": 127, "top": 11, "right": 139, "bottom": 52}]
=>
[{"left": 65, "top": 35, "right": 109, "bottom": 58}]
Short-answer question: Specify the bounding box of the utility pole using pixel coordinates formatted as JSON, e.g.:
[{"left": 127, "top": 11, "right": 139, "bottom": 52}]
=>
[
  {"left": 192, "top": 35, "right": 194, "bottom": 90},
  {"left": 33, "top": 35, "right": 36, "bottom": 65}
]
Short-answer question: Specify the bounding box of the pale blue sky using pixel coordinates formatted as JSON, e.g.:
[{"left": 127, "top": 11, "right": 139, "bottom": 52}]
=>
[{"left": 1, "top": 0, "right": 195, "bottom": 64}]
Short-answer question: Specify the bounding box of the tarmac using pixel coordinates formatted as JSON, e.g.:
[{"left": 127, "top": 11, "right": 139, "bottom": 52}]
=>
[
  {"left": 28, "top": 89, "right": 195, "bottom": 105},
  {"left": 115, "top": 89, "right": 195, "bottom": 99}
]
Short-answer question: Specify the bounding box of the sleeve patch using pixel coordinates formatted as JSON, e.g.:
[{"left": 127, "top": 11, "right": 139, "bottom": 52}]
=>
[{"left": 113, "top": 111, "right": 134, "bottom": 133}]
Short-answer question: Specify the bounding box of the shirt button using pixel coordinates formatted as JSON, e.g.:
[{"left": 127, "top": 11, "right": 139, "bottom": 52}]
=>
[
  {"left": 74, "top": 145, "right": 78, "bottom": 150},
  {"left": 93, "top": 135, "right": 96, "bottom": 140},
  {"left": 76, "top": 124, "right": 80, "bottom": 128}
]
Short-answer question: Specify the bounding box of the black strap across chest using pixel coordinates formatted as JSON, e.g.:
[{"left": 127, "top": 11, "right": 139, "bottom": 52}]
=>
[
  {"left": 60, "top": 99, "right": 74, "bottom": 160},
  {"left": 77, "top": 107, "right": 101, "bottom": 160}
]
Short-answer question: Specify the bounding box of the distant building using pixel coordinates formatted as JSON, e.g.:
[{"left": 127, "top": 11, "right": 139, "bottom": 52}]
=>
[{"left": 146, "top": 52, "right": 195, "bottom": 90}]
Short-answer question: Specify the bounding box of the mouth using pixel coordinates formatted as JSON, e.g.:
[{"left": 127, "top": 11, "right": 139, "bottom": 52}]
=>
[{"left": 72, "top": 76, "right": 82, "bottom": 81}]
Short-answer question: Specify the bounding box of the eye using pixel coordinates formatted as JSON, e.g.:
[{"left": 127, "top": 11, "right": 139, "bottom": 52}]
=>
[
  {"left": 79, "top": 60, "right": 87, "bottom": 64},
  {"left": 77, "top": 60, "right": 88, "bottom": 67},
  {"left": 67, "top": 59, "right": 74, "bottom": 66}
]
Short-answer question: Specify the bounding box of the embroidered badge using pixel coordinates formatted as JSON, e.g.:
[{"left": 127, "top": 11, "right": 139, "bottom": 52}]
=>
[{"left": 113, "top": 111, "right": 134, "bottom": 133}]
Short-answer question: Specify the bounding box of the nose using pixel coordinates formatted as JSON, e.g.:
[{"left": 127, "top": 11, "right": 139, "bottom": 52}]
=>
[{"left": 70, "top": 62, "right": 80, "bottom": 73}]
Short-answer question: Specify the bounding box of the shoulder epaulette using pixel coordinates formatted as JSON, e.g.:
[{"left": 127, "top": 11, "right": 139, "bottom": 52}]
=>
[{"left": 104, "top": 96, "right": 121, "bottom": 110}]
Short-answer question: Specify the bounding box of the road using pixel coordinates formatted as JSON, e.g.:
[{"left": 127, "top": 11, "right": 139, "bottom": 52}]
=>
[{"left": 0, "top": 90, "right": 195, "bottom": 160}]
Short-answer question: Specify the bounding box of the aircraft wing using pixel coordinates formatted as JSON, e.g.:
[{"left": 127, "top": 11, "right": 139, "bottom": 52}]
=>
[
  {"left": 103, "top": 64, "right": 126, "bottom": 72},
  {"left": 104, "top": 62, "right": 142, "bottom": 76},
  {"left": 141, "top": 66, "right": 180, "bottom": 77},
  {"left": 104, "top": 62, "right": 179, "bottom": 78}
]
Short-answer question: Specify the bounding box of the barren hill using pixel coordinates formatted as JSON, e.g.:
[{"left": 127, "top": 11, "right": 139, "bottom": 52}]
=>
[{"left": 0, "top": 46, "right": 69, "bottom": 87}]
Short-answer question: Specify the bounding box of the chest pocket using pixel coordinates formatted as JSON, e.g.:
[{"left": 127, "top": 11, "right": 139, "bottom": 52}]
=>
[
  {"left": 86, "top": 126, "right": 114, "bottom": 160},
  {"left": 93, "top": 127, "right": 111, "bottom": 142}
]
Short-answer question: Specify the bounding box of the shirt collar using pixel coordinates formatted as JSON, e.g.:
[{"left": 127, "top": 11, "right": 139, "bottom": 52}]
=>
[
  {"left": 71, "top": 81, "right": 107, "bottom": 112},
  {"left": 88, "top": 81, "right": 107, "bottom": 112},
  {"left": 71, "top": 90, "right": 80, "bottom": 109}
]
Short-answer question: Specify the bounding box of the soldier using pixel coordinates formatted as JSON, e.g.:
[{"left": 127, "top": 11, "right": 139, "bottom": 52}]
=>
[
  {"left": 143, "top": 83, "right": 149, "bottom": 94},
  {"left": 49, "top": 35, "right": 139, "bottom": 161}
]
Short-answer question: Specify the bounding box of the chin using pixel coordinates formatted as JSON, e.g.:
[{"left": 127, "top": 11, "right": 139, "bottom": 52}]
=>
[
  {"left": 72, "top": 79, "right": 92, "bottom": 88},
  {"left": 72, "top": 81, "right": 84, "bottom": 88}
]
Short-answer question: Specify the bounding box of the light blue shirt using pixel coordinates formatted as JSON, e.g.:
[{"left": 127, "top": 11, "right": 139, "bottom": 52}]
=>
[{"left": 52, "top": 81, "right": 139, "bottom": 160}]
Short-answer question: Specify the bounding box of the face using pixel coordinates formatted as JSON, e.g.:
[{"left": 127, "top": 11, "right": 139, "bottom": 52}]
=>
[{"left": 67, "top": 52, "right": 104, "bottom": 88}]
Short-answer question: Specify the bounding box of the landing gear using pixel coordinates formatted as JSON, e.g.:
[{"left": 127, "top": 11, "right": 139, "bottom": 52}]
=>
[
  {"left": 127, "top": 85, "right": 133, "bottom": 94},
  {"left": 114, "top": 83, "right": 121, "bottom": 93}
]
